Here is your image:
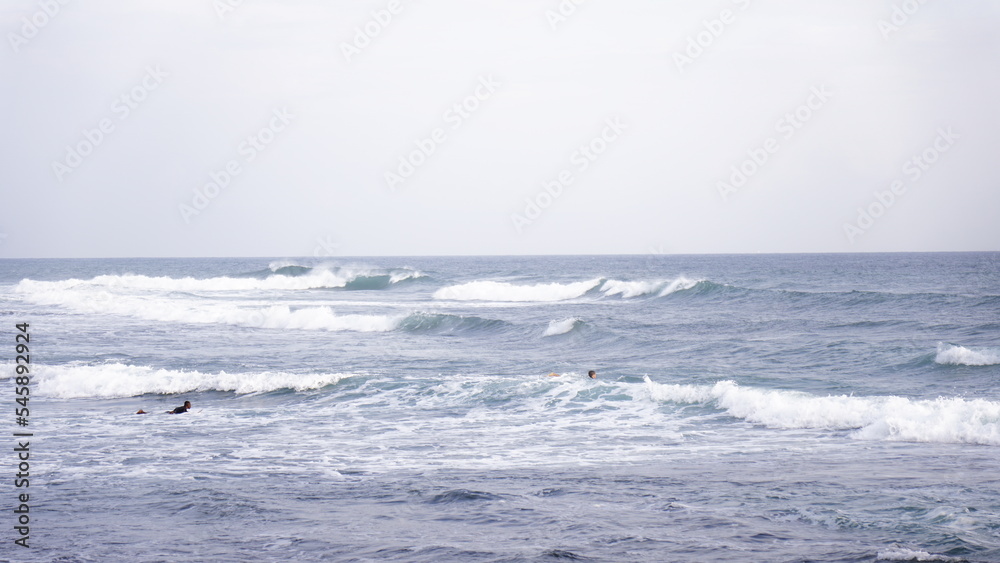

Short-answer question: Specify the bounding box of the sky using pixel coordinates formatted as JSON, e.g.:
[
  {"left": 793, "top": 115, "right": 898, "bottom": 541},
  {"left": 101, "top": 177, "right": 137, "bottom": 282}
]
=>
[{"left": 1, "top": 0, "right": 998, "bottom": 258}]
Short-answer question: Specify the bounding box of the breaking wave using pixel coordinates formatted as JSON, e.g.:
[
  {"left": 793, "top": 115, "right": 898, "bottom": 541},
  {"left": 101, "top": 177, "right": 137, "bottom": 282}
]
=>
[
  {"left": 24, "top": 359, "right": 1000, "bottom": 446},
  {"left": 644, "top": 377, "right": 1000, "bottom": 446},
  {"left": 15, "top": 286, "right": 404, "bottom": 331},
  {"left": 599, "top": 277, "right": 701, "bottom": 298},
  {"left": 432, "top": 276, "right": 701, "bottom": 302},
  {"left": 14, "top": 280, "right": 516, "bottom": 333},
  {"left": 543, "top": 317, "right": 583, "bottom": 337},
  {"left": 433, "top": 279, "right": 602, "bottom": 302},
  {"left": 14, "top": 265, "right": 424, "bottom": 293},
  {"left": 935, "top": 343, "right": 1000, "bottom": 366},
  {"left": 32, "top": 363, "right": 355, "bottom": 398}
]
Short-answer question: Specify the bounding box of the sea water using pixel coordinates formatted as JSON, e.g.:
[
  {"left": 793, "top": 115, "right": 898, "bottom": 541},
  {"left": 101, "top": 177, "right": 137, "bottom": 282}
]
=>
[{"left": 1, "top": 253, "right": 998, "bottom": 562}]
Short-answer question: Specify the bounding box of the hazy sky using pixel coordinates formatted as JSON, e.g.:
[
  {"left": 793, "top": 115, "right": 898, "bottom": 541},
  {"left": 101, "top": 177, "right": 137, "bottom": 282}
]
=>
[{"left": 1, "top": 0, "right": 998, "bottom": 258}]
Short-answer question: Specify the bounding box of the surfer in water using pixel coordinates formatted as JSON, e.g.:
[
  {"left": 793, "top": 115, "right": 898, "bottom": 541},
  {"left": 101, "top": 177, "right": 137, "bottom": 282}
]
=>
[
  {"left": 135, "top": 400, "right": 191, "bottom": 415},
  {"left": 168, "top": 401, "right": 192, "bottom": 414}
]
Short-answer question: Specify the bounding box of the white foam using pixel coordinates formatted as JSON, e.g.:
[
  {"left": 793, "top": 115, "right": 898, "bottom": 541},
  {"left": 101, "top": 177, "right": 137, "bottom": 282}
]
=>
[
  {"left": 658, "top": 276, "right": 700, "bottom": 296},
  {"left": 600, "top": 279, "right": 663, "bottom": 298},
  {"left": 433, "top": 279, "right": 602, "bottom": 302},
  {"left": 15, "top": 272, "right": 346, "bottom": 293},
  {"left": 935, "top": 343, "right": 1000, "bottom": 366},
  {"left": 876, "top": 547, "right": 963, "bottom": 562},
  {"left": 432, "top": 276, "right": 700, "bottom": 302},
  {"left": 267, "top": 259, "right": 302, "bottom": 271},
  {"left": 16, "top": 285, "right": 403, "bottom": 332},
  {"left": 13, "top": 265, "right": 422, "bottom": 295},
  {"left": 389, "top": 269, "right": 423, "bottom": 283},
  {"left": 644, "top": 377, "right": 1000, "bottom": 446},
  {"left": 599, "top": 276, "right": 699, "bottom": 298},
  {"left": 543, "top": 317, "right": 582, "bottom": 336},
  {"left": 178, "top": 373, "right": 679, "bottom": 473},
  {"left": 247, "top": 305, "right": 403, "bottom": 332},
  {"left": 34, "top": 363, "right": 354, "bottom": 398}
]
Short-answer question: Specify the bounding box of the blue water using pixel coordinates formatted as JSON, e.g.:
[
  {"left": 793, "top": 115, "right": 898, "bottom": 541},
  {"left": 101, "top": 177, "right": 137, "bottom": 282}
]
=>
[{"left": 1, "top": 253, "right": 999, "bottom": 562}]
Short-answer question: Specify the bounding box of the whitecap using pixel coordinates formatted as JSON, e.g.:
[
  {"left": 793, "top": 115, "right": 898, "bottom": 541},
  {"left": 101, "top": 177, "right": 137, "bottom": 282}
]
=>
[
  {"left": 433, "top": 279, "right": 602, "bottom": 302},
  {"left": 543, "top": 317, "right": 582, "bottom": 336},
  {"left": 644, "top": 377, "right": 1000, "bottom": 446},
  {"left": 15, "top": 284, "right": 403, "bottom": 332},
  {"left": 935, "top": 343, "right": 1000, "bottom": 366},
  {"left": 34, "top": 363, "right": 354, "bottom": 398}
]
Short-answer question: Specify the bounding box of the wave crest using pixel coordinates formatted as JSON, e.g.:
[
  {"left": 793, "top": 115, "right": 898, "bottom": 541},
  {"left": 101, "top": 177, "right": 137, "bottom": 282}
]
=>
[
  {"left": 433, "top": 279, "right": 602, "bottom": 302},
  {"left": 15, "top": 265, "right": 424, "bottom": 293},
  {"left": 33, "top": 363, "right": 354, "bottom": 398},
  {"left": 644, "top": 377, "right": 1000, "bottom": 446},
  {"left": 433, "top": 276, "right": 701, "bottom": 302},
  {"left": 16, "top": 285, "right": 404, "bottom": 332},
  {"left": 600, "top": 276, "right": 700, "bottom": 298},
  {"left": 543, "top": 317, "right": 583, "bottom": 337},
  {"left": 935, "top": 343, "right": 1000, "bottom": 366}
]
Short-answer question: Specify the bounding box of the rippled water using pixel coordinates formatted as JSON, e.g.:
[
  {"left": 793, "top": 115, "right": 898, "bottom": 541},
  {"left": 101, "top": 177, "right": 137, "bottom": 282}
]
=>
[{"left": 1, "top": 252, "right": 998, "bottom": 561}]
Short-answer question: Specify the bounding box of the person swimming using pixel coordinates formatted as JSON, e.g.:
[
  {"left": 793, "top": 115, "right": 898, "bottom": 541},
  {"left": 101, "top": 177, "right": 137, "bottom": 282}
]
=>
[
  {"left": 135, "top": 400, "right": 191, "bottom": 415},
  {"left": 168, "top": 401, "right": 192, "bottom": 414}
]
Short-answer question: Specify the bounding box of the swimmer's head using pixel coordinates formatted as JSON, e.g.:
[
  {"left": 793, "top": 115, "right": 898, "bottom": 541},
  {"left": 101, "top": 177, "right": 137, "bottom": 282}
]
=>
[
  {"left": 588, "top": 370, "right": 596, "bottom": 379},
  {"left": 184, "top": 401, "right": 191, "bottom": 408}
]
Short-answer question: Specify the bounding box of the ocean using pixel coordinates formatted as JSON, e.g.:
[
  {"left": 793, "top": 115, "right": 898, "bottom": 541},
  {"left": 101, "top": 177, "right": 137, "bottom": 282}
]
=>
[{"left": 1, "top": 252, "right": 998, "bottom": 562}]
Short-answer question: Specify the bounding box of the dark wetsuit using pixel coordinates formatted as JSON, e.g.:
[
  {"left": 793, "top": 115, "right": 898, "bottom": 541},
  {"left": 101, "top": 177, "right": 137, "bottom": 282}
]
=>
[{"left": 170, "top": 405, "right": 188, "bottom": 414}]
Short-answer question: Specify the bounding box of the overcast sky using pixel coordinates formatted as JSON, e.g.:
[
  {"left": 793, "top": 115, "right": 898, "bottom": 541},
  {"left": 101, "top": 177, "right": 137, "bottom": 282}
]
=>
[{"left": 1, "top": 0, "right": 997, "bottom": 258}]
